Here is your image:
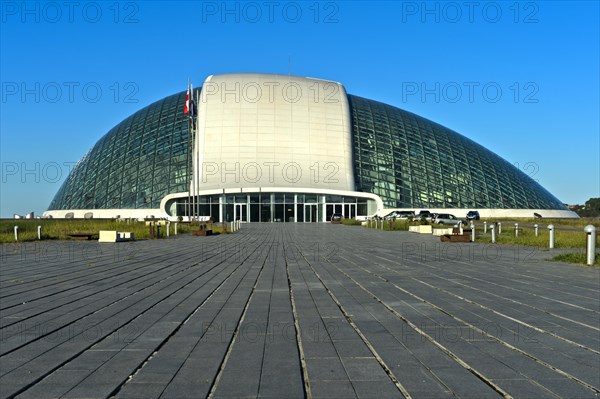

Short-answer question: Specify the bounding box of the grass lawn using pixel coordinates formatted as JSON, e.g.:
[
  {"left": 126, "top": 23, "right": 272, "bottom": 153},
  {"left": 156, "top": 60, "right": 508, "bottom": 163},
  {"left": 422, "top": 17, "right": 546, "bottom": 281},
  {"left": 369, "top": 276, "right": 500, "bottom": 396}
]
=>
[
  {"left": 364, "top": 217, "right": 599, "bottom": 249},
  {"left": 474, "top": 226, "right": 595, "bottom": 249},
  {"left": 552, "top": 251, "right": 600, "bottom": 266},
  {"left": 0, "top": 219, "right": 232, "bottom": 243}
]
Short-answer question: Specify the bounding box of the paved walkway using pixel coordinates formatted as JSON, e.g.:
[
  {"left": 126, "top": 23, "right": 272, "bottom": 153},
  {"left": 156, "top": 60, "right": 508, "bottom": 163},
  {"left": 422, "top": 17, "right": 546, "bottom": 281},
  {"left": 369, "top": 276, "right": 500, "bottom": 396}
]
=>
[{"left": 1, "top": 224, "right": 599, "bottom": 399}]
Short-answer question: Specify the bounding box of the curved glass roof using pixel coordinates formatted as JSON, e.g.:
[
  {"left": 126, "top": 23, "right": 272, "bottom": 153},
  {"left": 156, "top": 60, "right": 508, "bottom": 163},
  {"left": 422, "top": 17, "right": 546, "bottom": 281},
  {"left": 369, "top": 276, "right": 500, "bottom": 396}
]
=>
[
  {"left": 48, "top": 90, "right": 568, "bottom": 211},
  {"left": 49, "top": 91, "right": 190, "bottom": 210},
  {"left": 348, "top": 95, "right": 566, "bottom": 209}
]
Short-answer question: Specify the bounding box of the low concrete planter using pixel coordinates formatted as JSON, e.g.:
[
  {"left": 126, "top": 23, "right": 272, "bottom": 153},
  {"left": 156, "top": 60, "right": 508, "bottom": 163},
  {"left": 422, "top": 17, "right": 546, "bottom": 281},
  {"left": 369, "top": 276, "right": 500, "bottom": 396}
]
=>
[
  {"left": 99, "top": 231, "right": 135, "bottom": 242},
  {"left": 408, "top": 225, "right": 433, "bottom": 234},
  {"left": 432, "top": 228, "right": 454, "bottom": 236}
]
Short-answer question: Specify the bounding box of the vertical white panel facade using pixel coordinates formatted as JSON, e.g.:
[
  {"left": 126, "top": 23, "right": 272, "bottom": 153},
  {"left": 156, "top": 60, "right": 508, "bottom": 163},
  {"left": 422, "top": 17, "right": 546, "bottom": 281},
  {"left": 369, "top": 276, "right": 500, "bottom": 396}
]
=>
[{"left": 194, "top": 73, "right": 355, "bottom": 192}]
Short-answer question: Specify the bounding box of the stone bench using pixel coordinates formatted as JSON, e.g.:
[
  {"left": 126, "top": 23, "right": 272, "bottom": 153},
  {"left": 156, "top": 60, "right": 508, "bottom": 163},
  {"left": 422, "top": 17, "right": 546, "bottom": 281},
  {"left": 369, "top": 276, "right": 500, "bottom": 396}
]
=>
[
  {"left": 440, "top": 234, "right": 470, "bottom": 242},
  {"left": 67, "top": 233, "right": 95, "bottom": 240},
  {"left": 192, "top": 224, "right": 213, "bottom": 236}
]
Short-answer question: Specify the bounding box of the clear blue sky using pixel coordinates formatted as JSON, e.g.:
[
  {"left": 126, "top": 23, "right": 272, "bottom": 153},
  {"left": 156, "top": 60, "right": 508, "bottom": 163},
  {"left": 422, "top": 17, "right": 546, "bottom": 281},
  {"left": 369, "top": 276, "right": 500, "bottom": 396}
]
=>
[{"left": 1, "top": 1, "right": 598, "bottom": 217}]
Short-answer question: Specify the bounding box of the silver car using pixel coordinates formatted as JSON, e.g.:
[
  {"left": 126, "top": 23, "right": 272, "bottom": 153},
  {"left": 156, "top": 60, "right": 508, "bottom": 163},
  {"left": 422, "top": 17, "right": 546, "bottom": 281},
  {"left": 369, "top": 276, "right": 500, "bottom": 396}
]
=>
[
  {"left": 433, "top": 213, "right": 463, "bottom": 225},
  {"left": 412, "top": 210, "right": 433, "bottom": 221},
  {"left": 383, "top": 210, "right": 415, "bottom": 220}
]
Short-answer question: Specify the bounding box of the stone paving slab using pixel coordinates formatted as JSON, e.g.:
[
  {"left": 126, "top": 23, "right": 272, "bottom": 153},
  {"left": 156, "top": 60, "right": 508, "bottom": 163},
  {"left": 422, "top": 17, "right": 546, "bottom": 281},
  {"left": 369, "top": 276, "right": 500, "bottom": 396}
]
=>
[{"left": 1, "top": 224, "right": 599, "bottom": 398}]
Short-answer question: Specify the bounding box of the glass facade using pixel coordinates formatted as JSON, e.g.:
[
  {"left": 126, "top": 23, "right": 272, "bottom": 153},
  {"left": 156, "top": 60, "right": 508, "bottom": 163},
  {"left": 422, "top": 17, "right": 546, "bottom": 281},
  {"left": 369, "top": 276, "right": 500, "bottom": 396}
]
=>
[
  {"left": 348, "top": 95, "right": 567, "bottom": 210},
  {"left": 165, "top": 193, "right": 374, "bottom": 222},
  {"left": 47, "top": 89, "right": 568, "bottom": 215},
  {"left": 49, "top": 91, "right": 190, "bottom": 210}
]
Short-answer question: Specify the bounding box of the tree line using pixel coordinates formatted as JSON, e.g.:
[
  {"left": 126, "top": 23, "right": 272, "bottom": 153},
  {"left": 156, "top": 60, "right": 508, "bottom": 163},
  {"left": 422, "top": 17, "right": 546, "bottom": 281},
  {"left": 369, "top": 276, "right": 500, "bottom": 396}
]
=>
[{"left": 571, "top": 198, "right": 600, "bottom": 217}]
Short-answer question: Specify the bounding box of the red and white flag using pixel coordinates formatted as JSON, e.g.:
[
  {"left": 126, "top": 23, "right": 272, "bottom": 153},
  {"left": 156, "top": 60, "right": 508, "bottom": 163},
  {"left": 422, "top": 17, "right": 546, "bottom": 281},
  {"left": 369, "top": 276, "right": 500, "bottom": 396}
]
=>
[{"left": 184, "top": 83, "right": 190, "bottom": 114}]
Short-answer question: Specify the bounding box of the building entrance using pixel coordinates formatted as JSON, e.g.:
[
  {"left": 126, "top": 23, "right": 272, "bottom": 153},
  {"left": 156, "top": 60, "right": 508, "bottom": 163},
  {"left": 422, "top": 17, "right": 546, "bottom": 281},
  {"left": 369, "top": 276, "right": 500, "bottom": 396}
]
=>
[
  {"left": 304, "top": 204, "right": 318, "bottom": 222},
  {"left": 168, "top": 192, "right": 375, "bottom": 223},
  {"left": 234, "top": 203, "right": 247, "bottom": 222},
  {"left": 344, "top": 203, "right": 357, "bottom": 219}
]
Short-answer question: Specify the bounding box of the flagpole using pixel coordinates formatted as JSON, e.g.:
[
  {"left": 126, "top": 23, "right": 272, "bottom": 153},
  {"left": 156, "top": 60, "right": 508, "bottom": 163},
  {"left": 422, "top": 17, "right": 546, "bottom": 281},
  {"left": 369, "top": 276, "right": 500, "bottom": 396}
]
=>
[
  {"left": 186, "top": 79, "right": 191, "bottom": 222},
  {"left": 194, "top": 86, "right": 199, "bottom": 221},
  {"left": 191, "top": 83, "right": 196, "bottom": 222},
  {"left": 191, "top": 112, "right": 195, "bottom": 223}
]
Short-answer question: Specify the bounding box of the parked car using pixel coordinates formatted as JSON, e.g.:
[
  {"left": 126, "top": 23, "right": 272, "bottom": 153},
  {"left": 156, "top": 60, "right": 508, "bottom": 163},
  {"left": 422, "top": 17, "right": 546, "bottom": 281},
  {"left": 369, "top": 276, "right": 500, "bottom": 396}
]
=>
[
  {"left": 433, "top": 213, "right": 463, "bottom": 225},
  {"left": 466, "top": 210, "right": 480, "bottom": 220},
  {"left": 331, "top": 213, "right": 342, "bottom": 223},
  {"left": 413, "top": 210, "right": 433, "bottom": 221},
  {"left": 383, "top": 210, "right": 415, "bottom": 220}
]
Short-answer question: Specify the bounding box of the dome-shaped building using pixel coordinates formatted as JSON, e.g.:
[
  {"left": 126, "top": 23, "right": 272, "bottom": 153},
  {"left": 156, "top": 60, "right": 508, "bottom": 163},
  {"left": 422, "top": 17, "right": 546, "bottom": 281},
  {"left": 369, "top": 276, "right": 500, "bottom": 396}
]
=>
[{"left": 45, "top": 73, "right": 576, "bottom": 221}]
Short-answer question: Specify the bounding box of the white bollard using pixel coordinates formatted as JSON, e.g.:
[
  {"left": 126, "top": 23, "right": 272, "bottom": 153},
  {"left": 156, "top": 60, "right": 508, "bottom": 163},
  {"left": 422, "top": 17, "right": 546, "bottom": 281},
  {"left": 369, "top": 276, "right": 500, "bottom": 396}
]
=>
[
  {"left": 498, "top": 222, "right": 502, "bottom": 234},
  {"left": 167, "top": 222, "right": 170, "bottom": 237},
  {"left": 471, "top": 224, "right": 475, "bottom": 242},
  {"left": 14, "top": 226, "right": 18, "bottom": 241},
  {"left": 491, "top": 224, "right": 496, "bottom": 243},
  {"left": 174, "top": 222, "right": 178, "bottom": 235},
  {"left": 584, "top": 225, "right": 596, "bottom": 266},
  {"left": 515, "top": 223, "right": 519, "bottom": 237},
  {"left": 37, "top": 225, "right": 42, "bottom": 240},
  {"left": 534, "top": 224, "right": 538, "bottom": 237},
  {"left": 230, "top": 221, "right": 234, "bottom": 232},
  {"left": 548, "top": 224, "right": 554, "bottom": 249},
  {"left": 483, "top": 221, "right": 487, "bottom": 234}
]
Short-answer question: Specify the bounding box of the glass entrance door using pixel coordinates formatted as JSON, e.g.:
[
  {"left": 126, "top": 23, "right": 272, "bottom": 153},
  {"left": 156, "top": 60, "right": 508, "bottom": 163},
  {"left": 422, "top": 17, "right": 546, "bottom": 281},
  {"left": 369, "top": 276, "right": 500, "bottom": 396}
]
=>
[
  {"left": 304, "top": 204, "right": 318, "bottom": 222},
  {"left": 344, "top": 203, "right": 357, "bottom": 219},
  {"left": 235, "top": 204, "right": 247, "bottom": 222}
]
